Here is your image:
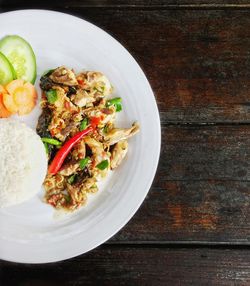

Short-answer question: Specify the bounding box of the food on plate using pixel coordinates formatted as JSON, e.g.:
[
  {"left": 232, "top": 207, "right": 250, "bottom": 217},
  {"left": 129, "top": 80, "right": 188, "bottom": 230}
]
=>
[
  {"left": 3, "top": 79, "right": 37, "bottom": 115},
  {"left": 0, "top": 35, "right": 37, "bottom": 84},
  {"left": 0, "top": 80, "right": 37, "bottom": 117},
  {"left": 0, "top": 51, "right": 16, "bottom": 85},
  {"left": 0, "top": 35, "right": 38, "bottom": 116},
  {"left": 37, "top": 66, "right": 139, "bottom": 211},
  {"left": 0, "top": 119, "right": 47, "bottom": 208},
  {"left": 0, "top": 85, "right": 12, "bottom": 118}
]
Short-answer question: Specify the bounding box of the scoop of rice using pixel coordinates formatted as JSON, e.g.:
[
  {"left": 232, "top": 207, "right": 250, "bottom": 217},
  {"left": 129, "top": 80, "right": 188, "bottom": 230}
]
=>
[{"left": 0, "top": 119, "right": 47, "bottom": 207}]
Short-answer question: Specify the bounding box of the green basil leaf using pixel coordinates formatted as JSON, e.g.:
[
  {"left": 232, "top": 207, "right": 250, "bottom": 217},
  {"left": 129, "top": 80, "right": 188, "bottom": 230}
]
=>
[
  {"left": 46, "top": 89, "right": 57, "bottom": 104},
  {"left": 42, "top": 137, "right": 62, "bottom": 146},
  {"left": 96, "top": 160, "right": 109, "bottom": 170},
  {"left": 68, "top": 174, "right": 76, "bottom": 184},
  {"left": 79, "top": 157, "right": 90, "bottom": 169},
  {"left": 43, "top": 142, "right": 49, "bottom": 155},
  {"left": 79, "top": 118, "right": 89, "bottom": 131},
  {"left": 106, "top": 97, "right": 122, "bottom": 112}
]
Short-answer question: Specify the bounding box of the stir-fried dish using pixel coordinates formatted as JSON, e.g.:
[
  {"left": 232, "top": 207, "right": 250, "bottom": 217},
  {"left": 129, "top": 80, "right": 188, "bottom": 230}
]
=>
[{"left": 36, "top": 67, "right": 139, "bottom": 211}]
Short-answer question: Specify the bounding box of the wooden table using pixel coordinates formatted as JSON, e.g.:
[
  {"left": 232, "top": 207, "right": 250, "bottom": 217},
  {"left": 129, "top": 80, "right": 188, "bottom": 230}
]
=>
[{"left": 1, "top": 1, "right": 250, "bottom": 285}]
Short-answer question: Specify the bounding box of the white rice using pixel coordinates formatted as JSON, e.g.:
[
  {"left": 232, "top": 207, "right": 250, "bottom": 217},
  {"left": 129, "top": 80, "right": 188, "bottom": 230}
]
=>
[{"left": 0, "top": 119, "right": 47, "bottom": 207}]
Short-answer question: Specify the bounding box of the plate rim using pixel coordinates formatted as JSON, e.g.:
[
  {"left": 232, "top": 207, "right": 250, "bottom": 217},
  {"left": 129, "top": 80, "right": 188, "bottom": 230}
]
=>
[{"left": 0, "top": 9, "right": 161, "bottom": 263}]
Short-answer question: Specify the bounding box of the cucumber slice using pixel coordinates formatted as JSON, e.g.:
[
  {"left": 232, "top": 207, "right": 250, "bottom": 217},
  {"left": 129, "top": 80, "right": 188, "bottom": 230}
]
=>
[
  {"left": 0, "top": 35, "right": 37, "bottom": 84},
  {"left": 0, "top": 51, "right": 16, "bottom": 85}
]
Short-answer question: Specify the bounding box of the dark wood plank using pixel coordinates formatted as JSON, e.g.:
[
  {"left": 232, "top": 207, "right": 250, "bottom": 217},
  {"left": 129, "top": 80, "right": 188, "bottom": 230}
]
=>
[
  {"left": 160, "top": 125, "right": 250, "bottom": 181},
  {"left": 1, "top": 246, "right": 250, "bottom": 286},
  {"left": 1, "top": 9, "right": 250, "bottom": 123},
  {"left": 2, "top": 0, "right": 250, "bottom": 8},
  {"left": 0, "top": 8, "right": 249, "bottom": 244},
  {"left": 73, "top": 9, "right": 250, "bottom": 124},
  {"left": 113, "top": 180, "right": 250, "bottom": 242},
  {"left": 111, "top": 125, "right": 250, "bottom": 242}
]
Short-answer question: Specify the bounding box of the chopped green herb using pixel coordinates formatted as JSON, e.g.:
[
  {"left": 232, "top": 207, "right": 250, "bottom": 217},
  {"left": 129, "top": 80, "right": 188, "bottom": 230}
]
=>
[
  {"left": 79, "top": 157, "right": 90, "bottom": 169},
  {"left": 103, "top": 125, "right": 109, "bottom": 134},
  {"left": 64, "top": 194, "right": 71, "bottom": 204},
  {"left": 106, "top": 97, "right": 122, "bottom": 112},
  {"left": 43, "top": 142, "right": 49, "bottom": 155},
  {"left": 68, "top": 174, "right": 76, "bottom": 184},
  {"left": 42, "top": 137, "right": 62, "bottom": 146},
  {"left": 96, "top": 160, "right": 109, "bottom": 170},
  {"left": 79, "top": 118, "right": 89, "bottom": 131},
  {"left": 46, "top": 89, "right": 57, "bottom": 104}
]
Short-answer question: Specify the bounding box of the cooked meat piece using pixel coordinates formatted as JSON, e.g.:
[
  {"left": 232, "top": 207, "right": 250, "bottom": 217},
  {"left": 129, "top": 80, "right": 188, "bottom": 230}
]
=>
[
  {"left": 48, "top": 115, "right": 66, "bottom": 140},
  {"left": 52, "top": 86, "right": 77, "bottom": 112},
  {"left": 71, "top": 89, "right": 95, "bottom": 107},
  {"left": 67, "top": 183, "right": 87, "bottom": 207},
  {"left": 72, "top": 139, "right": 86, "bottom": 160},
  {"left": 50, "top": 66, "right": 78, "bottom": 86},
  {"left": 104, "top": 122, "right": 140, "bottom": 146},
  {"left": 86, "top": 72, "right": 113, "bottom": 96},
  {"left": 59, "top": 161, "right": 79, "bottom": 176},
  {"left": 73, "top": 177, "right": 97, "bottom": 192},
  {"left": 84, "top": 136, "right": 104, "bottom": 157},
  {"left": 80, "top": 177, "right": 98, "bottom": 192},
  {"left": 110, "top": 140, "right": 128, "bottom": 169},
  {"left": 60, "top": 120, "right": 79, "bottom": 138}
]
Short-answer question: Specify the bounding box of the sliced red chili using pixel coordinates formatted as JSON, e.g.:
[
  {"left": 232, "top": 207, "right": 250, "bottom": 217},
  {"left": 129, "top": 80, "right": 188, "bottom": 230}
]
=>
[
  {"left": 48, "top": 127, "right": 93, "bottom": 175},
  {"left": 90, "top": 116, "right": 102, "bottom": 128}
]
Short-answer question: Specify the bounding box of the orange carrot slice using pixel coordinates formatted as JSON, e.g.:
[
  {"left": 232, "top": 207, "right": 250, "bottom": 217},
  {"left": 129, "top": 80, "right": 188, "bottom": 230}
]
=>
[
  {"left": 5, "top": 79, "right": 37, "bottom": 115},
  {"left": 0, "top": 85, "right": 12, "bottom": 118}
]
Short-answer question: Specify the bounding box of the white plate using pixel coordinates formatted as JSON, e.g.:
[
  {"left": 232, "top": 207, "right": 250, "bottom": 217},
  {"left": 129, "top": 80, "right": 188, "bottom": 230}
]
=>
[{"left": 0, "top": 10, "right": 161, "bottom": 263}]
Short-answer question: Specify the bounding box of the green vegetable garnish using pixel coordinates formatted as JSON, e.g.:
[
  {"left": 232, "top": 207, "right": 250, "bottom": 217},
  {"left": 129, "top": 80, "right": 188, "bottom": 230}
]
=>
[
  {"left": 79, "top": 157, "right": 90, "bottom": 169},
  {"left": 64, "top": 194, "right": 71, "bottom": 204},
  {"left": 42, "top": 137, "right": 62, "bottom": 146},
  {"left": 68, "top": 174, "right": 76, "bottom": 184},
  {"left": 0, "top": 35, "right": 37, "bottom": 84},
  {"left": 46, "top": 89, "right": 57, "bottom": 104},
  {"left": 43, "top": 142, "right": 49, "bottom": 155},
  {"left": 106, "top": 97, "right": 122, "bottom": 112},
  {"left": 79, "top": 118, "right": 89, "bottom": 131},
  {"left": 96, "top": 160, "right": 109, "bottom": 170},
  {"left": 103, "top": 125, "right": 109, "bottom": 134}
]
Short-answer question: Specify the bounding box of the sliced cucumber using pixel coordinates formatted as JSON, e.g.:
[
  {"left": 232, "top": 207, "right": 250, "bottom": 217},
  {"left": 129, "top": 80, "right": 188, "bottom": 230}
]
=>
[
  {"left": 0, "top": 35, "right": 37, "bottom": 84},
  {"left": 0, "top": 51, "right": 16, "bottom": 85}
]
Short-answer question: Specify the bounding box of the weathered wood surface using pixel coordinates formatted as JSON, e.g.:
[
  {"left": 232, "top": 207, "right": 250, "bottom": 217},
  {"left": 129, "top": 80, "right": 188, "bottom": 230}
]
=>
[
  {"left": 2, "top": 0, "right": 250, "bottom": 8},
  {"left": 1, "top": 2, "right": 250, "bottom": 285},
  {"left": 1, "top": 247, "right": 250, "bottom": 286},
  {"left": 71, "top": 9, "right": 250, "bottom": 124},
  {"left": 112, "top": 125, "right": 250, "bottom": 242},
  {"left": 2, "top": 8, "right": 250, "bottom": 123}
]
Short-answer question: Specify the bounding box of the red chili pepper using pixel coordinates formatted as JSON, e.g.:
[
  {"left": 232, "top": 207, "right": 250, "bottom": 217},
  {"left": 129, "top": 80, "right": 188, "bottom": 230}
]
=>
[
  {"left": 64, "top": 101, "right": 71, "bottom": 110},
  {"left": 90, "top": 116, "right": 102, "bottom": 128},
  {"left": 77, "top": 79, "right": 84, "bottom": 85},
  {"left": 48, "top": 127, "right": 93, "bottom": 175}
]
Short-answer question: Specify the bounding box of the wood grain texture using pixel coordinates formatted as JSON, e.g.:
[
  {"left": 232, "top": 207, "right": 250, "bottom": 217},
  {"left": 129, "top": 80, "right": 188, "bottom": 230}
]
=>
[
  {"left": 2, "top": 0, "right": 250, "bottom": 8},
  {"left": 111, "top": 125, "right": 250, "bottom": 242},
  {"left": 0, "top": 8, "right": 249, "bottom": 244},
  {"left": 1, "top": 246, "right": 250, "bottom": 286},
  {"left": 1, "top": 4, "right": 250, "bottom": 285},
  {"left": 113, "top": 180, "right": 250, "bottom": 242},
  {"left": 2, "top": 9, "right": 250, "bottom": 123},
  {"left": 73, "top": 9, "right": 250, "bottom": 124}
]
